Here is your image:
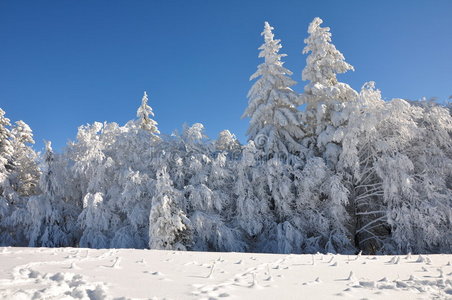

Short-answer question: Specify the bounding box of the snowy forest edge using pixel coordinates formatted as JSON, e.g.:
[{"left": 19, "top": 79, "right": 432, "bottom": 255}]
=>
[{"left": 1, "top": 18, "right": 451, "bottom": 255}]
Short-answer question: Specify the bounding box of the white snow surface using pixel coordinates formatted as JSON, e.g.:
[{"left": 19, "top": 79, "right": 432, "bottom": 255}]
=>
[{"left": 1, "top": 247, "right": 452, "bottom": 299}]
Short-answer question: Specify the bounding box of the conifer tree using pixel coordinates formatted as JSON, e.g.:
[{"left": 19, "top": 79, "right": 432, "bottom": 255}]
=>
[
  {"left": 0, "top": 109, "right": 13, "bottom": 178},
  {"left": 27, "top": 141, "right": 73, "bottom": 247},
  {"left": 244, "top": 22, "right": 304, "bottom": 155},
  {"left": 301, "top": 17, "right": 358, "bottom": 166},
  {"left": 0, "top": 109, "right": 13, "bottom": 245},
  {"left": 149, "top": 167, "right": 191, "bottom": 250},
  {"left": 10, "top": 120, "right": 40, "bottom": 196},
  {"left": 137, "top": 91, "right": 160, "bottom": 139}
]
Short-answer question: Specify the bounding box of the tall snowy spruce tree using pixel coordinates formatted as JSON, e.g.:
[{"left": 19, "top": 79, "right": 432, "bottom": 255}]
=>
[
  {"left": 243, "top": 22, "right": 304, "bottom": 155},
  {"left": 241, "top": 22, "right": 300, "bottom": 252},
  {"left": 300, "top": 17, "right": 358, "bottom": 168}
]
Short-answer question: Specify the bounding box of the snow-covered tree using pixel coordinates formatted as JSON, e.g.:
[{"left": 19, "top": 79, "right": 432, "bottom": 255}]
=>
[
  {"left": 149, "top": 167, "right": 191, "bottom": 250},
  {"left": 0, "top": 113, "right": 40, "bottom": 246},
  {"left": 112, "top": 169, "right": 152, "bottom": 248},
  {"left": 215, "top": 130, "right": 241, "bottom": 153},
  {"left": 273, "top": 157, "right": 352, "bottom": 254},
  {"left": 339, "top": 82, "right": 452, "bottom": 253},
  {"left": 244, "top": 22, "right": 304, "bottom": 155},
  {"left": 67, "top": 113, "right": 161, "bottom": 248},
  {"left": 300, "top": 17, "right": 358, "bottom": 166},
  {"left": 0, "top": 109, "right": 14, "bottom": 245},
  {"left": 0, "top": 18, "right": 450, "bottom": 256},
  {"left": 9, "top": 120, "right": 40, "bottom": 196},
  {"left": 234, "top": 142, "right": 274, "bottom": 250},
  {"left": 136, "top": 91, "right": 160, "bottom": 139},
  {"left": 0, "top": 109, "right": 13, "bottom": 176},
  {"left": 68, "top": 122, "right": 119, "bottom": 248},
  {"left": 27, "top": 141, "right": 77, "bottom": 247},
  {"left": 170, "top": 124, "right": 243, "bottom": 252}
]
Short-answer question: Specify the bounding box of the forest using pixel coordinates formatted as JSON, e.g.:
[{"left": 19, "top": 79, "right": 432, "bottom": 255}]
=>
[{"left": 1, "top": 18, "right": 451, "bottom": 255}]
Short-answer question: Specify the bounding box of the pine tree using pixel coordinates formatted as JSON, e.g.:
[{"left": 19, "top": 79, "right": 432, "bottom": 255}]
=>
[
  {"left": 0, "top": 109, "right": 13, "bottom": 245},
  {"left": 149, "top": 167, "right": 191, "bottom": 250},
  {"left": 0, "top": 115, "right": 40, "bottom": 246},
  {"left": 10, "top": 120, "right": 40, "bottom": 196},
  {"left": 242, "top": 23, "right": 307, "bottom": 252},
  {"left": 339, "top": 83, "right": 452, "bottom": 254},
  {"left": 0, "top": 109, "right": 13, "bottom": 179},
  {"left": 137, "top": 91, "right": 160, "bottom": 139},
  {"left": 27, "top": 141, "right": 72, "bottom": 247},
  {"left": 72, "top": 122, "right": 120, "bottom": 248},
  {"left": 235, "top": 142, "right": 273, "bottom": 247},
  {"left": 301, "top": 17, "right": 358, "bottom": 166},
  {"left": 243, "top": 22, "right": 304, "bottom": 155}
]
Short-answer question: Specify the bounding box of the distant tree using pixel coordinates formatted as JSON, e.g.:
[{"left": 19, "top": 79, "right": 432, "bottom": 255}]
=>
[
  {"left": 136, "top": 91, "right": 160, "bottom": 139},
  {"left": 214, "top": 130, "right": 240, "bottom": 152}
]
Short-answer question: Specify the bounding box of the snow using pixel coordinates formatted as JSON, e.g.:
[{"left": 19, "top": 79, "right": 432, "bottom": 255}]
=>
[
  {"left": 1, "top": 16, "right": 451, "bottom": 287},
  {"left": 1, "top": 247, "right": 452, "bottom": 299}
]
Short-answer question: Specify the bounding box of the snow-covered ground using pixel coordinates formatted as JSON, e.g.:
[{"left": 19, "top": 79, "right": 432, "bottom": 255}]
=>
[{"left": 1, "top": 247, "right": 451, "bottom": 300}]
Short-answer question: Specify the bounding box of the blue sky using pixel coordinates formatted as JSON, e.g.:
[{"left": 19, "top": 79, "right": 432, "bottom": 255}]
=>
[{"left": 1, "top": 0, "right": 451, "bottom": 151}]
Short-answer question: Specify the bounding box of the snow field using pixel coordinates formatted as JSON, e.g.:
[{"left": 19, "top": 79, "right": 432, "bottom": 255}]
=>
[{"left": 1, "top": 247, "right": 452, "bottom": 299}]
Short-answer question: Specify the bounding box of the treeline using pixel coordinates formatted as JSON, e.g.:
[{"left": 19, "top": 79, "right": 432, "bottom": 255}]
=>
[{"left": 1, "top": 18, "right": 451, "bottom": 254}]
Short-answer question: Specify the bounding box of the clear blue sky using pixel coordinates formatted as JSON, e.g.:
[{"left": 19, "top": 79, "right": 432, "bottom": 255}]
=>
[{"left": 1, "top": 0, "right": 451, "bottom": 151}]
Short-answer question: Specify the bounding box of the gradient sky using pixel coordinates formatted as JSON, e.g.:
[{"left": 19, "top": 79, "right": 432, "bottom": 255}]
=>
[{"left": 1, "top": 0, "right": 451, "bottom": 151}]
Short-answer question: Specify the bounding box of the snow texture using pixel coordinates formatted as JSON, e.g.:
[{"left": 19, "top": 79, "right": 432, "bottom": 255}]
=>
[{"left": 1, "top": 247, "right": 452, "bottom": 299}]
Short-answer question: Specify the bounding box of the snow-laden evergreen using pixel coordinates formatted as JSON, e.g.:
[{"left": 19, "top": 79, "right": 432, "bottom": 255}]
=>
[
  {"left": 339, "top": 82, "right": 452, "bottom": 253},
  {"left": 0, "top": 111, "right": 40, "bottom": 246},
  {"left": 149, "top": 167, "right": 190, "bottom": 250},
  {"left": 300, "top": 17, "right": 358, "bottom": 168},
  {"left": 0, "top": 18, "right": 451, "bottom": 255},
  {"left": 137, "top": 91, "right": 160, "bottom": 138},
  {"left": 243, "top": 22, "right": 305, "bottom": 156}
]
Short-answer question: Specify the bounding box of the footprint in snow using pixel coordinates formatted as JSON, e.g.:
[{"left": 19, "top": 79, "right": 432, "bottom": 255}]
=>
[
  {"left": 407, "top": 275, "right": 417, "bottom": 281},
  {"left": 151, "top": 271, "right": 164, "bottom": 276},
  {"left": 416, "top": 255, "right": 425, "bottom": 263},
  {"left": 301, "top": 277, "right": 321, "bottom": 286},
  {"left": 346, "top": 271, "right": 356, "bottom": 281},
  {"left": 112, "top": 257, "right": 121, "bottom": 269},
  {"left": 68, "top": 262, "right": 80, "bottom": 270},
  {"left": 136, "top": 258, "right": 147, "bottom": 264}
]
